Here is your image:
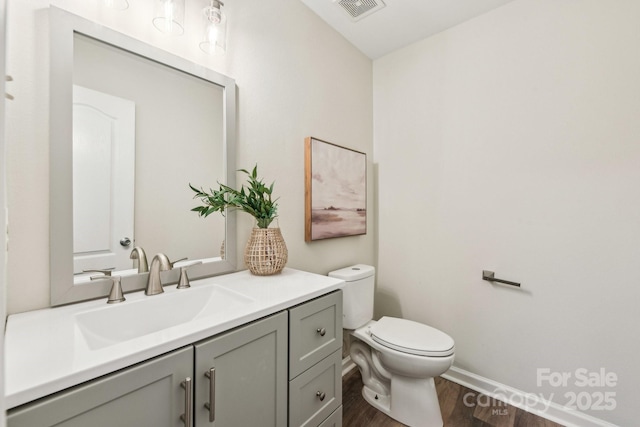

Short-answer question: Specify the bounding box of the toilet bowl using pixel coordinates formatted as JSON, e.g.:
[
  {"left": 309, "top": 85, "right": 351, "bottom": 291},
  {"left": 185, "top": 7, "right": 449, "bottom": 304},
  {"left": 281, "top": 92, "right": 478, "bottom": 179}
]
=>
[{"left": 329, "top": 265, "right": 455, "bottom": 427}]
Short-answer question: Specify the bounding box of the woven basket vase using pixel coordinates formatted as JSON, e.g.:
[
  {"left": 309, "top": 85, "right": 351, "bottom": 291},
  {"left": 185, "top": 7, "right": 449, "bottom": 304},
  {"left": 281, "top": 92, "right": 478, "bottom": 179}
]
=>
[{"left": 244, "top": 227, "right": 288, "bottom": 275}]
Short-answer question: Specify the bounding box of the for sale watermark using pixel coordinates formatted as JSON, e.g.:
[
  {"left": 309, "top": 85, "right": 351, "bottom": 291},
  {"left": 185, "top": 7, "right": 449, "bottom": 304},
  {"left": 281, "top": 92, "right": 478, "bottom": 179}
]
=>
[
  {"left": 463, "top": 368, "right": 618, "bottom": 415},
  {"left": 537, "top": 368, "right": 617, "bottom": 411}
]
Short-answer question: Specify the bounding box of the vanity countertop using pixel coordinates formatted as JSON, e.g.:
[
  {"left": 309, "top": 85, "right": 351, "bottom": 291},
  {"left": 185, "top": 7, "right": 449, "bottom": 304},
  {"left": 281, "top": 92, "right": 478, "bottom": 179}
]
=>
[{"left": 4, "top": 268, "right": 344, "bottom": 409}]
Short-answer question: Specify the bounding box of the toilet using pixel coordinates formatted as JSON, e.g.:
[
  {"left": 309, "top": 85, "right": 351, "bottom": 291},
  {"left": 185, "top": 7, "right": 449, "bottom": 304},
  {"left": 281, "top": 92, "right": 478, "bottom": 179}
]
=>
[{"left": 329, "top": 264, "right": 454, "bottom": 427}]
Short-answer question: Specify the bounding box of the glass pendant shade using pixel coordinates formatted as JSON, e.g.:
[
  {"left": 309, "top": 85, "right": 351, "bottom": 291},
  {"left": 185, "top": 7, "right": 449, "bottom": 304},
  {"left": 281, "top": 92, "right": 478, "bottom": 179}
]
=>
[
  {"left": 200, "top": 1, "right": 227, "bottom": 55},
  {"left": 103, "top": 0, "right": 129, "bottom": 10},
  {"left": 153, "top": 0, "right": 185, "bottom": 35}
]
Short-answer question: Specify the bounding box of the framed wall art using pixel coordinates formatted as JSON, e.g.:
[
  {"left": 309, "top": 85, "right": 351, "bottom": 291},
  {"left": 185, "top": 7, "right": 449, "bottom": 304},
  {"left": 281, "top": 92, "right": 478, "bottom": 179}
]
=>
[{"left": 305, "top": 137, "right": 366, "bottom": 241}]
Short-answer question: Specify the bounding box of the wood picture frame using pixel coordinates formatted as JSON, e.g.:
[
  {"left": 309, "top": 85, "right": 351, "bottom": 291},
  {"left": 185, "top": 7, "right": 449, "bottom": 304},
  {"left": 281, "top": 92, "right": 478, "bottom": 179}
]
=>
[{"left": 305, "top": 137, "right": 366, "bottom": 241}]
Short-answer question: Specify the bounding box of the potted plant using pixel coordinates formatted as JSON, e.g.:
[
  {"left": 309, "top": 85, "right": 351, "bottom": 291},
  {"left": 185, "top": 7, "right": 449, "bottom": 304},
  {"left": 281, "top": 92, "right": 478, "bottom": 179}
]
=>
[{"left": 190, "top": 165, "right": 288, "bottom": 275}]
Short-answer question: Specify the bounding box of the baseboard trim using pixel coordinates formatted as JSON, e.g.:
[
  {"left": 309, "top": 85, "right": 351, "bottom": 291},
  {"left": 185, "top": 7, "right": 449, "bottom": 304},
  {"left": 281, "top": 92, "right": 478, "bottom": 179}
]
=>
[
  {"left": 442, "top": 366, "right": 618, "bottom": 427},
  {"left": 342, "top": 355, "right": 356, "bottom": 377}
]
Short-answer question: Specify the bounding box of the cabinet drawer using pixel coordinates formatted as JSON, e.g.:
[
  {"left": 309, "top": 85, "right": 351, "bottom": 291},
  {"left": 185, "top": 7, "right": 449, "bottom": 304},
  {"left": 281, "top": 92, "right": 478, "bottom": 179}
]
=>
[
  {"left": 289, "top": 290, "right": 343, "bottom": 379},
  {"left": 289, "top": 349, "right": 342, "bottom": 427},
  {"left": 319, "top": 406, "right": 342, "bottom": 427}
]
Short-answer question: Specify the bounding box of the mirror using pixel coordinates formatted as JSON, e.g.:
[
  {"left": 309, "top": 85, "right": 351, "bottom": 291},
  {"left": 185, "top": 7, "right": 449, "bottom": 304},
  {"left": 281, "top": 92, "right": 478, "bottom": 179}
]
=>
[{"left": 50, "top": 7, "right": 237, "bottom": 306}]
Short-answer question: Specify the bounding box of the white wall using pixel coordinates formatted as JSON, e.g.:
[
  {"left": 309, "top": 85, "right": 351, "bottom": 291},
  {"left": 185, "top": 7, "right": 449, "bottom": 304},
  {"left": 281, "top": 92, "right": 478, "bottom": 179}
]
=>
[
  {"left": 374, "top": 0, "right": 639, "bottom": 425},
  {"left": 1, "top": 0, "right": 7, "bottom": 423},
  {"left": 5, "top": 0, "right": 373, "bottom": 314}
]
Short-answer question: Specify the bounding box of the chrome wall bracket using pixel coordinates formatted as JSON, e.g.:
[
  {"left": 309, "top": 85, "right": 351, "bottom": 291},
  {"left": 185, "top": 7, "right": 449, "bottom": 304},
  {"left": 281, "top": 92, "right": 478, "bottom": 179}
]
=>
[{"left": 482, "top": 270, "right": 521, "bottom": 287}]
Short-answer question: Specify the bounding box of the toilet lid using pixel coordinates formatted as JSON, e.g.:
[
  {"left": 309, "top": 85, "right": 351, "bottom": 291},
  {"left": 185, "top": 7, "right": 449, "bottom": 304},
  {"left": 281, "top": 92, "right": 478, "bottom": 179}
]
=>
[{"left": 370, "top": 317, "right": 455, "bottom": 357}]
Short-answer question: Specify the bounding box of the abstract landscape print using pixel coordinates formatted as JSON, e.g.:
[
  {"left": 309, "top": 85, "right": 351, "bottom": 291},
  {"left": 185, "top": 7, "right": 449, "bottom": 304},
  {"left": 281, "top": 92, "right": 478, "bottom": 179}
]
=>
[{"left": 305, "top": 137, "right": 366, "bottom": 241}]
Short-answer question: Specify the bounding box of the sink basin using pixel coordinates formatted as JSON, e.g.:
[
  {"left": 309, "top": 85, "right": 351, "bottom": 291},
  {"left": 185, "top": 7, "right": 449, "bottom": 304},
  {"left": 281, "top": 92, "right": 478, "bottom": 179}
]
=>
[{"left": 75, "top": 284, "right": 253, "bottom": 350}]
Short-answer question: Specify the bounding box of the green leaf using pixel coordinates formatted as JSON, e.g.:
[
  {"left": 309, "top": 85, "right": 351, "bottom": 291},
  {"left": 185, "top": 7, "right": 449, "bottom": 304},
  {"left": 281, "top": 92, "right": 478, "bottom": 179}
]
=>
[{"left": 188, "top": 164, "right": 278, "bottom": 228}]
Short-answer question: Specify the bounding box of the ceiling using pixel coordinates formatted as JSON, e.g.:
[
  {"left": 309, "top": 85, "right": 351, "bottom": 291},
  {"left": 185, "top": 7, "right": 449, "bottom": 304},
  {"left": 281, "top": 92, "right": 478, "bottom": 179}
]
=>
[{"left": 299, "top": 0, "right": 516, "bottom": 59}]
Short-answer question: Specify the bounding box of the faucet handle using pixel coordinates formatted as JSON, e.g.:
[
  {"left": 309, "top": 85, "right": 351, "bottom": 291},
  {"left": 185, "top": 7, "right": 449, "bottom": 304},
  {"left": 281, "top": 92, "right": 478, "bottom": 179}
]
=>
[
  {"left": 177, "top": 261, "right": 203, "bottom": 289},
  {"left": 83, "top": 268, "right": 113, "bottom": 277},
  {"left": 90, "top": 273, "right": 125, "bottom": 304},
  {"left": 169, "top": 257, "right": 188, "bottom": 269}
]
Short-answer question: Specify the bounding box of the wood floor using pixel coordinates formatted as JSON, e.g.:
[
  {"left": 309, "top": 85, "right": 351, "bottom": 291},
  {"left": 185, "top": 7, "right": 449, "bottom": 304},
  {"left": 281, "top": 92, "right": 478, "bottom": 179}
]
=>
[{"left": 342, "top": 368, "right": 564, "bottom": 427}]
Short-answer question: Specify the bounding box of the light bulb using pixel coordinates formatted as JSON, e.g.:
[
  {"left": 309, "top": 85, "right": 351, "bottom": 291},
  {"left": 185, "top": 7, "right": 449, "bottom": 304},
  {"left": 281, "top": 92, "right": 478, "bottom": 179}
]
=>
[{"left": 207, "top": 7, "right": 222, "bottom": 24}]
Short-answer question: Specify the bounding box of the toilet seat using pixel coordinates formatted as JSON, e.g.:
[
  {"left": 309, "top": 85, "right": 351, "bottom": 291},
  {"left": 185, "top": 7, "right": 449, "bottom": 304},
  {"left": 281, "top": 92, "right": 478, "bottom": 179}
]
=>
[{"left": 370, "top": 317, "right": 455, "bottom": 357}]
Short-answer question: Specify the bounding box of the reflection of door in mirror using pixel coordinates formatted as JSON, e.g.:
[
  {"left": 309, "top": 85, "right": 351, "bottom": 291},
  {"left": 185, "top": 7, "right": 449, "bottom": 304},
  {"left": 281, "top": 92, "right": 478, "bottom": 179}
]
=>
[
  {"left": 49, "top": 8, "right": 237, "bottom": 305},
  {"left": 72, "top": 85, "right": 135, "bottom": 274},
  {"left": 73, "top": 33, "right": 225, "bottom": 270}
]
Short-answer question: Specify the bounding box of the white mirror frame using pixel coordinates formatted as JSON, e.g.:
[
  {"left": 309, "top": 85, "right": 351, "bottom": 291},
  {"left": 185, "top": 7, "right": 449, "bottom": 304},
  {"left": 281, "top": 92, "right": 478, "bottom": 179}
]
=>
[{"left": 50, "top": 7, "right": 237, "bottom": 306}]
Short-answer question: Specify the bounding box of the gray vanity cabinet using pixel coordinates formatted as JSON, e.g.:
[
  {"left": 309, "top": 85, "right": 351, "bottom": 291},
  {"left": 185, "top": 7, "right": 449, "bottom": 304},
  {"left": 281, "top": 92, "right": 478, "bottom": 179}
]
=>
[
  {"left": 193, "top": 311, "right": 288, "bottom": 427},
  {"left": 7, "top": 291, "right": 341, "bottom": 427},
  {"left": 7, "top": 346, "right": 194, "bottom": 427},
  {"left": 288, "top": 291, "right": 343, "bottom": 427}
]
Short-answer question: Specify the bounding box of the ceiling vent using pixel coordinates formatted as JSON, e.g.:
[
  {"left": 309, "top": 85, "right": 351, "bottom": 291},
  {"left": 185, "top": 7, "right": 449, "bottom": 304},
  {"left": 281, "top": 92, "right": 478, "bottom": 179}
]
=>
[{"left": 335, "top": 0, "right": 386, "bottom": 22}]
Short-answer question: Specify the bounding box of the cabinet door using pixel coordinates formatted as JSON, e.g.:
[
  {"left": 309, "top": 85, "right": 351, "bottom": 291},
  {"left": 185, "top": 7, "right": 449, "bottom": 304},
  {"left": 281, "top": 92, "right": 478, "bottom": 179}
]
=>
[
  {"left": 7, "top": 346, "right": 193, "bottom": 427},
  {"left": 194, "top": 311, "right": 288, "bottom": 427}
]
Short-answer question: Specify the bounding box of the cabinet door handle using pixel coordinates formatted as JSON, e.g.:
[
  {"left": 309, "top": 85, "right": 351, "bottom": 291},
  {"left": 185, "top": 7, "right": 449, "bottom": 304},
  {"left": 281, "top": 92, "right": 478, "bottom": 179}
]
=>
[
  {"left": 316, "top": 391, "right": 326, "bottom": 401},
  {"left": 316, "top": 327, "right": 326, "bottom": 337},
  {"left": 204, "top": 368, "right": 216, "bottom": 422},
  {"left": 180, "top": 377, "right": 193, "bottom": 427}
]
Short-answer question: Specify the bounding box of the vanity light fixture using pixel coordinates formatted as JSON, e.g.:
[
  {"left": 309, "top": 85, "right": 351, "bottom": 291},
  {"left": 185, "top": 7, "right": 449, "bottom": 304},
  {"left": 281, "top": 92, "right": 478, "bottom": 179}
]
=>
[
  {"left": 102, "top": 0, "right": 129, "bottom": 10},
  {"left": 153, "top": 0, "right": 185, "bottom": 35},
  {"left": 200, "top": 0, "right": 227, "bottom": 55}
]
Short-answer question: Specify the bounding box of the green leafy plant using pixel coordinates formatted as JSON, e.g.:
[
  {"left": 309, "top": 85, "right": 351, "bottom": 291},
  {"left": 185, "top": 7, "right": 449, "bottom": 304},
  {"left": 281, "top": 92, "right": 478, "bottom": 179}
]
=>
[{"left": 190, "top": 165, "right": 279, "bottom": 229}]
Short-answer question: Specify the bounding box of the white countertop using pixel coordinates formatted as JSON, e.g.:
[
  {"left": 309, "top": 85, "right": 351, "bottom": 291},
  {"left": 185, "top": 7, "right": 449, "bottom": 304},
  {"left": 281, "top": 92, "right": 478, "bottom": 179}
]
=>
[{"left": 4, "top": 268, "right": 344, "bottom": 409}]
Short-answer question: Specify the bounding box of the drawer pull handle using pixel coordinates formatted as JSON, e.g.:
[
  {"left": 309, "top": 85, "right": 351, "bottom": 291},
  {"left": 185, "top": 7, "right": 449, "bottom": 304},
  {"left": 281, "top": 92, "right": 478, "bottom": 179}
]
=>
[
  {"left": 316, "top": 327, "right": 326, "bottom": 337},
  {"left": 204, "top": 368, "right": 216, "bottom": 422},
  {"left": 316, "top": 391, "right": 326, "bottom": 401},
  {"left": 180, "top": 377, "right": 193, "bottom": 427}
]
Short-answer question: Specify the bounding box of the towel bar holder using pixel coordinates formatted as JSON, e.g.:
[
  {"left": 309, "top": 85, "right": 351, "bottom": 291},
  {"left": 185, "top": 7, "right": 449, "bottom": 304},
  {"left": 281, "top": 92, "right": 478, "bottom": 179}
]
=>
[{"left": 482, "top": 270, "right": 521, "bottom": 287}]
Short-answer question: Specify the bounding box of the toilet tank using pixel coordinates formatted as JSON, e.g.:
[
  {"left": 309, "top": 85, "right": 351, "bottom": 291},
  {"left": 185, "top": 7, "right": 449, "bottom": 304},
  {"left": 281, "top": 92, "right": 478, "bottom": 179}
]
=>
[{"left": 328, "top": 264, "right": 375, "bottom": 329}]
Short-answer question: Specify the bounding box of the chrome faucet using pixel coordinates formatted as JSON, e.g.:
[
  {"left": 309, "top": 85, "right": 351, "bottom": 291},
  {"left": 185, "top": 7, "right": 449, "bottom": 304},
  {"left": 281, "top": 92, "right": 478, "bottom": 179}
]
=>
[
  {"left": 130, "top": 246, "right": 149, "bottom": 273},
  {"left": 146, "top": 253, "right": 171, "bottom": 296},
  {"left": 145, "top": 254, "right": 187, "bottom": 296}
]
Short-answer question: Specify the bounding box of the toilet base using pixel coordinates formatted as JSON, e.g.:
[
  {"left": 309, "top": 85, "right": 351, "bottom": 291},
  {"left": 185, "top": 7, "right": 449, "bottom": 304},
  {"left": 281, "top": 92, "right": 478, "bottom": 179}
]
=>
[
  {"left": 362, "top": 384, "right": 391, "bottom": 414},
  {"left": 361, "top": 376, "right": 444, "bottom": 427}
]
